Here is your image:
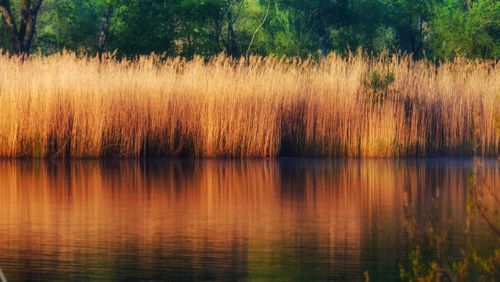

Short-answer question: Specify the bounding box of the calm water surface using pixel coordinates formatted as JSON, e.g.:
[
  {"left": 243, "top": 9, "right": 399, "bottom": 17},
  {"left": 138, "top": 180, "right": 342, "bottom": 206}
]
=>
[{"left": 0, "top": 159, "right": 498, "bottom": 281}]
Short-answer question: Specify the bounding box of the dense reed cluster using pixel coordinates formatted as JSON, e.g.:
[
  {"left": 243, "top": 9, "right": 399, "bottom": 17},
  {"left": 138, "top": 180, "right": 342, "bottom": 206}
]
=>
[{"left": 0, "top": 53, "right": 498, "bottom": 158}]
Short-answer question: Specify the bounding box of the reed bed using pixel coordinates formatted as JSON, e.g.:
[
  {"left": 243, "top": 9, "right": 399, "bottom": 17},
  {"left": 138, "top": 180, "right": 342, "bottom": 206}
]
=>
[{"left": 0, "top": 53, "right": 498, "bottom": 158}]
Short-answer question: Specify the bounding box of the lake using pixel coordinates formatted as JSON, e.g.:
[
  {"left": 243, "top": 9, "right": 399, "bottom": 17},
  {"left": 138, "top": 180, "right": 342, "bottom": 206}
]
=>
[{"left": 0, "top": 159, "right": 498, "bottom": 281}]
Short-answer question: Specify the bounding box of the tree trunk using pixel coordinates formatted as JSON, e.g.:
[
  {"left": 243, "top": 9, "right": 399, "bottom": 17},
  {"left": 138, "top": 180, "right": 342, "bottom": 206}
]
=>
[
  {"left": 98, "top": 5, "right": 112, "bottom": 62},
  {"left": 0, "top": 0, "right": 22, "bottom": 53},
  {"left": 318, "top": 1, "right": 328, "bottom": 57},
  {"left": 226, "top": 0, "right": 239, "bottom": 58},
  {"left": 97, "top": 6, "right": 113, "bottom": 62},
  {"left": 0, "top": 0, "right": 43, "bottom": 59}
]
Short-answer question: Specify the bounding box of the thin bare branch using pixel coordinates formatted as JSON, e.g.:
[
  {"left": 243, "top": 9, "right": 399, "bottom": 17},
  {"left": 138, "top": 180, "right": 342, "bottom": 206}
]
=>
[{"left": 245, "top": 0, "right": 271, "bottom": 58}]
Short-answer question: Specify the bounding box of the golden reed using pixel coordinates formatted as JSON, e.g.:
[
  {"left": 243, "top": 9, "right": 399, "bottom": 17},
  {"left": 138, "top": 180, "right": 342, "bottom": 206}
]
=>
[{"left": 0, "top": 52, "right": 498, "bottom": 158}]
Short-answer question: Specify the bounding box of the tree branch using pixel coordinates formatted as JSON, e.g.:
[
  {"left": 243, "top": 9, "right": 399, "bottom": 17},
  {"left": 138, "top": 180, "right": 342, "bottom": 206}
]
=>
[
  {"left": 19, "top": 0, "right": 31, "bottom": 40},
  {"left": 0, "top": 0, "right": 21, "bottom": 53},
  {"left": 32, "top": 0, "right": 43, "bottom": 13},
  {"left": 245, "top": 0, "right": 271, "bottom": 58},
  {"left": 22, "top": 0, "right": 44, "bottom": 53}
]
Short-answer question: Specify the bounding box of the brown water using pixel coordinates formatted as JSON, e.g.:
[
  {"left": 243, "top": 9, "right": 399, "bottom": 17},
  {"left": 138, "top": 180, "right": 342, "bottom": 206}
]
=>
[{"left": 0, "top": 159, "right": 498, "bottom": 281}]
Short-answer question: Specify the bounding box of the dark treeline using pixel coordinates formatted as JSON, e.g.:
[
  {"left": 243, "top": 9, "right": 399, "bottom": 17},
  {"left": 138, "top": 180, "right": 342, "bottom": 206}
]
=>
[{"left": 0, "top": 0, "right": 498, "bottom": 60}]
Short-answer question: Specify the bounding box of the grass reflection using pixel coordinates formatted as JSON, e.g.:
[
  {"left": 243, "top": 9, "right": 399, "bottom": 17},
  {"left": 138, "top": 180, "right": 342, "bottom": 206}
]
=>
[
  {"left": 0, "top": 159, "right": 498, "bottom": 281},
  {"left": 400, "top": 160, "right": 499, "bottom": 281}
]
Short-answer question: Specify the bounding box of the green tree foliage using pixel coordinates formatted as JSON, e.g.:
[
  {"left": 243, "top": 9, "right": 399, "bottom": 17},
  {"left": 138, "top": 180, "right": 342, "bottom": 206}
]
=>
[
  {"left": 262, "top": 2, "right": 316, "bottom": 57},
  {"left": 428, "top": 0, "right": 499, "bottom": 59},
  {"left": 36, "top": 0, "right": 101, "bottom": 53},
  {"left": 109, "top": 0, "right": 176, "bottom": 56},
  {"left": 388, "top": 0, "right": 437, "bottom": 58},
  {"left": 0, "top": 0, "right": 498, "bottom": 59}
]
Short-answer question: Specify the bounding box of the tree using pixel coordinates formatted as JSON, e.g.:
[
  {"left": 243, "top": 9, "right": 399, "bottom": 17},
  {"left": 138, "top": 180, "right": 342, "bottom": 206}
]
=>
[
  {"left": 172, "top": 0, "right": 226, "bottom": 58},
  {"left": 36, "top": 0, "right": 102, "bottom": 54},
  {"left": 387, "top": 0, "right": 437, "bottom": 59},
  {"left": 272, "top": 0, "right": 349, "bottom": 57},
  {"left": 0, "top": 0, "right": 496, "bottom": 60},
  {"left": 108, "top": 0, "right": 176, "bottom": 56},
  {"left": 428, "top": 0, "right": 499, "bottom": 60},
  {"left": 97, "top": 3, "right": 112, "bottom": 61},
  {"left": 225, "top": 0, "right": 240, "bottom": 57},
  {"left": 0, "top": 0, "right": 44, "bottom": 57}
]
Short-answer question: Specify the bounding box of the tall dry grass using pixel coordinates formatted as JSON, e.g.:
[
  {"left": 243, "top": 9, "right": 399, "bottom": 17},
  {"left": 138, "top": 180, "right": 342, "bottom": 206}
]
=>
[{"left": 0, "top": 52, "right": 498, "bottom": 158}]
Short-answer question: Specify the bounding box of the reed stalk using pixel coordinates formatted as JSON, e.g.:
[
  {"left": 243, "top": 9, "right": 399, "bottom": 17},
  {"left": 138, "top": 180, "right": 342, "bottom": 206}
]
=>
[{"left": 0, "top": 53, "right": 497, "bottom": 158}]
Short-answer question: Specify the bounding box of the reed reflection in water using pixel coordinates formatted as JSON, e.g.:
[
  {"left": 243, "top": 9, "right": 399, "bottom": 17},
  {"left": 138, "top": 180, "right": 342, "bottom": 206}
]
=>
[{"left": 0, "top": 159, "right": 498, "bottom": 281}]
